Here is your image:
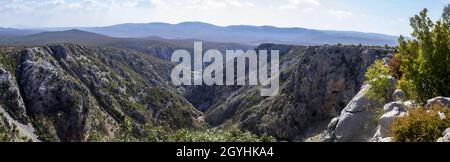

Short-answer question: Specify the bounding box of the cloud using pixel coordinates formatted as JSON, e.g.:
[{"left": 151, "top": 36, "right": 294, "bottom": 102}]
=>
[
  {"left": 279, "top": 0, "right": 321, "bottom": 9},
  {"left": 328, "top": 10, "right": 353, "bottom": 18},
  {"left": 150, "top": 0, "right": 254, "bottom": 9},
  {"left": 0, "top": 0, "right": 151, "bottom": 13}
]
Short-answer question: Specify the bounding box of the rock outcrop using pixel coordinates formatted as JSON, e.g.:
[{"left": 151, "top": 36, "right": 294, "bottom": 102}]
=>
[
  {"left": 437, "top": 128, "right": 450, "bottom": 142},
  {"left": 371, "top": 101, "right": 407, "bottom": 142},
  {"left": 0, "top": 64, "right": 28, "bottom": 123},
  {"left": 323, "top": 76, "right": 396, "bottom": 142}
]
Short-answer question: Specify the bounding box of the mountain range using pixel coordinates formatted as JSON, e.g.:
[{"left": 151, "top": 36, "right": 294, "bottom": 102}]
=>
[{"left": 0, "top": 22, "right": 398, "bottom": 46}]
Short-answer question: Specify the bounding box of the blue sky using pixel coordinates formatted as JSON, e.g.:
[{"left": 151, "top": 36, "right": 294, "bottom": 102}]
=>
[{"left": 0, "top": 0, "right": 448, "bottom": 36}]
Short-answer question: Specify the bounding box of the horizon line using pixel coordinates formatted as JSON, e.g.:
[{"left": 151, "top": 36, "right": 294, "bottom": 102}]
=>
[{"left": 2, "top": 21, "right": 402, "bottom": 37}]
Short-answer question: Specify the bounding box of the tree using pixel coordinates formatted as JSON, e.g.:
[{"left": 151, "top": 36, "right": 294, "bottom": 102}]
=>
[{"left": 397, "top": 6, "right": 450, "bottom": 102}]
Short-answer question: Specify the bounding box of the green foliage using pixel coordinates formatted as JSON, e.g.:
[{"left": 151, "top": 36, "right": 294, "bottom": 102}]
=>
[
  {"left": 391, "top": 106, "right": 450, "bottom": 142},
  {"left": 397, "top": 7, "right": 450, "bottom": 102},
  {"left": 89, "top": 119, "right": 277, "bottom": 142},
  {"left": 116, "top": 117, "right": 137, "bottom": 142},
  {"left": 0, "top": 51, "right": 18, "bottom": 76},
  {"left": 364, "top": 60, "right": 392, "bottom": 103},
  {"left": 165, "top": 127, "right": 276, "bottom": 142}
]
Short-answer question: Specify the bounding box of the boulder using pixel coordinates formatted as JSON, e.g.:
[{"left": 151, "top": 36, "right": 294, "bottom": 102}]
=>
[
  {"left": 378, "top": 101, "right": 407, "bottom": 137},
  {"left": 426, "top": 97, "right": 450, "bottom": 109},
  {"left": 333, "top": 76, "right": 396, "bottom": 142}
]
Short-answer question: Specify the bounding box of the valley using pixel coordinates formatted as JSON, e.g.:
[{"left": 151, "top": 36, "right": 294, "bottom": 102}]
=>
[{"left": 0, "top": 34, "right": 392, "bottom": 141}]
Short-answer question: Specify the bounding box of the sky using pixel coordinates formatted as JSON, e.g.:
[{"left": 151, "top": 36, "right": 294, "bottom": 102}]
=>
[{"left": 0, "top": 0, "right": 449, "bottom": 36}]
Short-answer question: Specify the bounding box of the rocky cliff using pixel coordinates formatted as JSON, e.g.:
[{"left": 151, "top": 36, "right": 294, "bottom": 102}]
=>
[
  {"left": 0, "top": 44, "right": 203, "bottom": 142},
  {"left": 187, "top": 44, "right": 391, "bottom": 141}
]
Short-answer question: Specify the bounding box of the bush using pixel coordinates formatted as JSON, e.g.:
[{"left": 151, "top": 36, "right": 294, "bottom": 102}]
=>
[
  {"left": 388, "top": 54, "right": 402, "bottom": 79},
  {"left": 364, "top": 60, "right": 392, "bottom": 103},
  {"left": 397, "top": 6, "right": 450, "bottom": 102},
  {"left": 391, "top": 106, "right": 450, "bottom": 142}
]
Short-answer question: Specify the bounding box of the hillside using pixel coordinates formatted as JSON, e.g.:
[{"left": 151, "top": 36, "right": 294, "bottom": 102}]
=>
[
  {"left": 185, "top": 44, "right": 392, "bottom": 140},
  {"left": 0, "top": 44, "right": 203, "bottom": 141}
]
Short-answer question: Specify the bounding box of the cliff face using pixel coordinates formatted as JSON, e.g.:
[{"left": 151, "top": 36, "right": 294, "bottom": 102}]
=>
[
  {"left": 193, "top": 44, "right": 390, "bottom": 140},
  {"left": 0, "top": 44, "right": 203, "bottom": 142}
]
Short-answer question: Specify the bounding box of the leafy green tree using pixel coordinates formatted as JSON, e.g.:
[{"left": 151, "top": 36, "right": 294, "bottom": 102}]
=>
[{"left": 397, "top": 6, "right": 450, "bottom": 102}]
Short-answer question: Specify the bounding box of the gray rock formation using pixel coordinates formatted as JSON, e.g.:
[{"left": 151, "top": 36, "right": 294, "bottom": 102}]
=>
[
  {"left": 324, "top": 76, "right": 396, "bottom": 142},
  {"left": 372, "top": 101, "right": 407, "bottom": 141},
  {"left": 437, "top": 128, "right": 450, "bottom": 142},
  {"left": 0, "top": 65, "right": 28, "bottom": 123},
  {"left": 2, "top": 44, "right": 204, "bottom": 141},
  {"left": 425, "top": 97, "right": 450, "bottom": 109}
]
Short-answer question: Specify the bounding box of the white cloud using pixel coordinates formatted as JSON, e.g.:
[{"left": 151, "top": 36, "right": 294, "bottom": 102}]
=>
[
  {"left": 150, "top": 0, "right": 254, "bottom": 9},
  {"left": 329, "top": 10, "right": 353, "bottom": 19},
  {"left": 280, "top": 0, "right": 321, "bottom": 9}
]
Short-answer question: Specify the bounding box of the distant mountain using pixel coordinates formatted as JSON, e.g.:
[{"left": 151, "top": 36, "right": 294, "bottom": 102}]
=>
[
  {"left": 0, "top": 27, "right": 40, "bottom": 36},
  {"left": 81, "top": 22, "right": 399, "bottom": 46},
  {"left": 0, "top": 29, "right": 115, "bottom": 46},
  {"left": 0, "top": 29, "right": 253, "bottom": 61}
]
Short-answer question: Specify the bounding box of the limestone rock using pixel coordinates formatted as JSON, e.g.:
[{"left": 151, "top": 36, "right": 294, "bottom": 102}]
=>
[
  {"left": 437, "top": 128, "right": 450, "bottom": 142},
  {"left": 392, "top": 89, "right": 406, "bottom": 101},
  {"left": 426, "top": 97, "right": 450, "bottom": 109},
  {"left": 0, "top": 65, "right": 28, "bottom": 124},
  {"left": 378, "top": 101, "right": 407, "bottom": 137}
]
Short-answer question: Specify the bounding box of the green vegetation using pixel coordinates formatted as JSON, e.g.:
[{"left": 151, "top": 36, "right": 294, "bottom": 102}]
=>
[
  {"left": 362, "top": 6, "right": 450, "bottom": 142},
  {"left": 364, "top": 60, "right": 392, "bottom": 103},
  {"left": 366, "top": 5, "right": 450, "bottom": 103},
  {"left": 396, "top": 6, "right": 450, "bottom": 102},
  {"left": 89, "top": 117, "right": 276, "bottom": 142},
  {"left": 0, "top": 50, "right": 18, "bottom": 76},
  {"left": 391, "top": 106, "right": 450, "bottom": 142}
]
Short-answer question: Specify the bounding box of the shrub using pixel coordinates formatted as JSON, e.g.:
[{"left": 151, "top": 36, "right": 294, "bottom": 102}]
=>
[
  {"left": 391, "top": 106, "right": 450, "bottom": 142},
  {"left": 388, "top": 54, "right": 402, "bottom": 79},
  {"left": 364, "top": 60, "right": 392, "bottom": 103},
  {"left": 397, "top": 6, "right": 450, "bottom": 102}
]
